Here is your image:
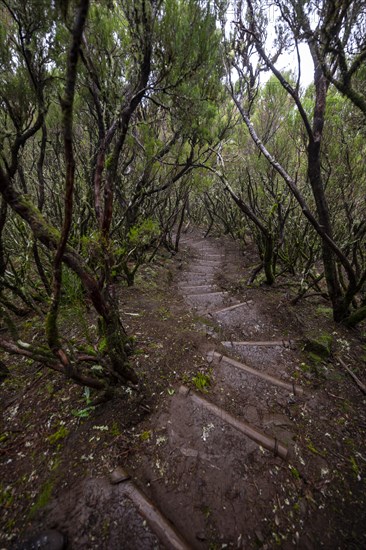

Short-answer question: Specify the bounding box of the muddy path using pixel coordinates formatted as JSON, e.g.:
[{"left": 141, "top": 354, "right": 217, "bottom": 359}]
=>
[
  {"left": 10, "top": 228, "right": 366, "bottom": 550},
  {"left": 122, "top": 229, "right": 309, "bottom": 549}
]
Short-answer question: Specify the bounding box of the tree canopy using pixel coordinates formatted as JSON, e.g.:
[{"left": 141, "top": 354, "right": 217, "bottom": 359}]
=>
[{"left": 0, "top": 0, "right": 366, "bottom": 394}]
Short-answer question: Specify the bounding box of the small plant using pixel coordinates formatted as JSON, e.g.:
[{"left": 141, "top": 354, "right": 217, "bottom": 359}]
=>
[
  {"left": 47, "top": 424, "right": 69, "bottom": 445},
  {"left": 140, "top": 430, "right": 152, "bottom": 441},
  {"left": 289, "top": 465, "right": 301, "bottom": 480},
  {"left": 71, "top": 386, "right": 95, "bottom": 418},
  {"left": 71, "top": 406, "right": 95, "bottom": 418},
  {"left": 110, "top": 421, "right": 121, "bottom": 437},
  {"left": 202, "top": 504, "right": 211, "bottom": 519},
  {"left": 192, "top": 371, "right": 211, "bottom": 393},
  {"left": 0, "top": 432, "right": 9, "bottom": 444},
  {"left": 157, "top": 306, "right": 171, "bottom": 320},
  {"left": 306, "top": 438, "right": 327, "bottom": 457}
]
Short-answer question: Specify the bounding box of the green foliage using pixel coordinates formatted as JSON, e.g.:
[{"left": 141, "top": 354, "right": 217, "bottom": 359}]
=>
[
  {"left": 289, "top": 465, "right": 301, "bottom": 480},
  {"left": 47, "top": 424, "right": 69, "bottom": 445},
  {"left": 115, "top": 218, "right": 161, "bottom": 286},
  {"left": 155, "top": 0, "right": 224, "bottom": 142},
  {"left": 98, "top": 336, "right": 108, "bottom": 354},
  {"left": 128, "top": 218, "right": 160, "bottom": 248},
  {"left": 192, "top": 371, "right": 211, "bottom": 393},
  {"left": 71, "top": 406, "right": 95, "bottom": 418}
]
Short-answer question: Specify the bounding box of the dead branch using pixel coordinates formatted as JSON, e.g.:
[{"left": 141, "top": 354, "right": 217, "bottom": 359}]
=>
[{"left": 337, "top": 356, "right": 366, "bottom": 395}]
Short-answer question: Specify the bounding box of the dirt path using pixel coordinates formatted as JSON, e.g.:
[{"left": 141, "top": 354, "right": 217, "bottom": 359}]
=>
[
  {"left": 10, "top": 228, "right": 366, "bottom": 549},
  {"left": 121, "top": 229, "right": 310, "bottom": 549}
]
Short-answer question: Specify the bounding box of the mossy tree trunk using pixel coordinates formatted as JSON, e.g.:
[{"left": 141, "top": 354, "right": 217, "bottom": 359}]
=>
[{"left": 0, "top": 166, "right": 138, "bottom": 388}]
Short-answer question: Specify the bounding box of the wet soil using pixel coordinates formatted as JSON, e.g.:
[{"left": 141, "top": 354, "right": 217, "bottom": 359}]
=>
[{"left": 1, "top": 228, "right": 366, "bottom": 549}]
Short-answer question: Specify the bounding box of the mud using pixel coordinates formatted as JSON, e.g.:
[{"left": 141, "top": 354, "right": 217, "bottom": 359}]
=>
[{"left": 4, "top": 227, "right": 365, "bottom": 550}]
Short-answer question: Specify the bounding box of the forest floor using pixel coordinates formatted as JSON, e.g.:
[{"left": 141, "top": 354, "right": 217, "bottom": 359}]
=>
[{"left": 1, "top": 228, "right": 366, "bottom": 549}]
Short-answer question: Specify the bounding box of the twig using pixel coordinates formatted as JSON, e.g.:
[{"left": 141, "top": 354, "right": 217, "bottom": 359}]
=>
[
  {"left": 338, "top": 357, "right": 366, "bottom": 395},
  {"left": 325, "top": 390, "right": 346, "bottom": 401}
]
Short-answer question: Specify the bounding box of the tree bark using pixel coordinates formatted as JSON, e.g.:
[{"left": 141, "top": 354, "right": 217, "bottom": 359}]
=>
[{"left": 0, "top": 166, "right": 137, "bottom": 385}]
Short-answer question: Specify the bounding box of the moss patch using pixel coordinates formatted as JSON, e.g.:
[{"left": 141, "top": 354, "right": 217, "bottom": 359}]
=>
[{"left": 303, "top": 333, "right": 333, "bottom": 359}]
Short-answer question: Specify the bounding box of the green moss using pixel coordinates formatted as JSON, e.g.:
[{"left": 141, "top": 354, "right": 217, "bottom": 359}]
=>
[
  {"left": 0, "top": 432, "right": 9, "bottom": 443},
  {"left": 110, "top": 421, "right": 121, "bottom": 437},
  {"left": 98, "top": 336, "right": 108, "bottom": 353},
  {"left": 45, "top": 309, "right": 59, "bottom": 350},
  {"left": 299, "top": 362, "right": 311, "bottom": 373},
  {"left": 303, "top": 333, "right": 333, "bottom": 359},
  {"left": 344, "top": 305, "right": 366, "bottom": 328},
  {"left": 350, "top": 456, "right": 360, "bottom": 478},
  {"left": 29, "top": 479, "right": 54, "bottom": 517},
  {"left": 306, "top": 438, "right": 327, "bottom": 457},
  {"left": 289, "top": 466, "right": 301, "bottom": 480},
  {"left": 307, "top": 352, "right": 323, "bottom": 364},
  {"left": 47, "top": 425, "right": 69, "bottom": 445},
  {"left": 140, "top": 430, "right": 152, "bottom": 441},
  {"left": 0, "top": 484, "right": 14, "bottom": 508},
  {"left": 18, "top": 194, "right": 61, "bottom": 243},
  {"left": 315, "top": 306, "right": 333, "bottom": 318}
]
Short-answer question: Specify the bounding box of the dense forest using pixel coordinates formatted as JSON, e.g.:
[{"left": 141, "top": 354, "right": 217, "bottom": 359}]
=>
[
  {"left": 1, "top": 1, "right": 366, "bottom": 548},
  {"left": 1, "top": 0, "right": 365, "bottom": 394}
]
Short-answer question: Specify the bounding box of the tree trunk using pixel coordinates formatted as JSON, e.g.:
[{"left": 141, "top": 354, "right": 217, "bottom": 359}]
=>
[
  {"left": 307, "top": 69, "right": 346, "bottom": 321},
  {"left": 0, "top": 166, "right": 137, "bottom": 386},
  {"left": 307, "top": 140, "right": 345, "bottom": 320},
  {"left": 263, "top": 234, "right": 275, "bottom": 285}
]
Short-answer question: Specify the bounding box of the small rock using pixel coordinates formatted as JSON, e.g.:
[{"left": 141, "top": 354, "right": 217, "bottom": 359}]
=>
[{"left": 110, "top": 466, "right": 130, "bottom": 485}]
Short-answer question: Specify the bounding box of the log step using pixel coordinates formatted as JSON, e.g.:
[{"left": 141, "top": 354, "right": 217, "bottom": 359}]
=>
[
  {"left": 222, "top": 340, "right": 297, "bottom": 349},
  {"left": 110, "top": 467, "right": 190, "bottom": 550},
  {"left": 178, "top": 386, "right": 288, "bottom": 460},
  {"left": 193, "top": 259, "right": 222, "bottom": 265},
  {"left": 213, "top": 301, "right": 249, "bottom": 315},
  {"left": 208, "top": 351, "right": 304, "bottom": 396},
  {"left": 187, "top": 291, "right": 227, "bottom": 298},
  {"left": 178, "top": 284, "right": 217, "bottom": 294}
]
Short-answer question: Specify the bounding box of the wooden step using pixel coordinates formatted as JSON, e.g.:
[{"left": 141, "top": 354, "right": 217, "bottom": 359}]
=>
[
  {"left": 222, "top": 340, "right": 296, "bottom": 349},
  {"left": 186, "top": 291, "right": 227, "bottom": 298},
  {"left": 193, "top": 259, "right": 221, "bottom": 265},
  {"left": 178, "top": 284, "right": 218, "bottom": 294},
  {"left": 178, "top": 386, "right": 288, "bottom": 459},
  {"left": 213, "top": 301, "right": 249, "bottom": 315},
  {"left": 208, "top": 351, "right": 304, "bottom": 396},
  {"left": 110, "top": 467, "right": 190, "bottom": 550}
]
